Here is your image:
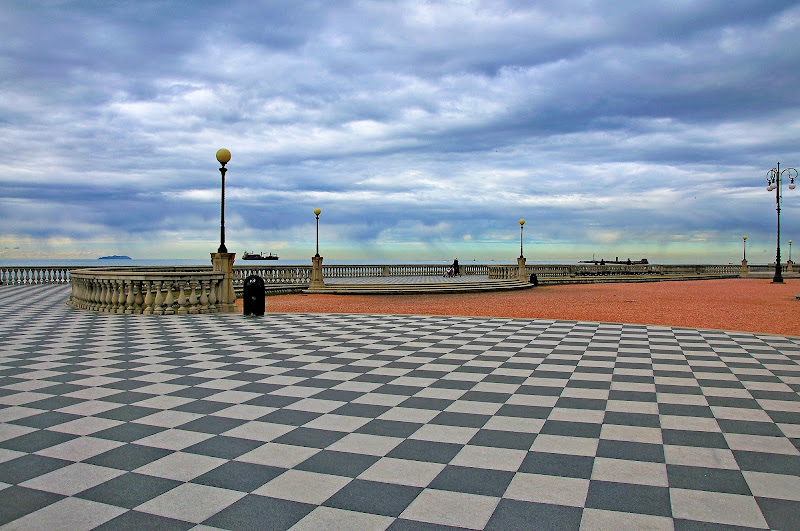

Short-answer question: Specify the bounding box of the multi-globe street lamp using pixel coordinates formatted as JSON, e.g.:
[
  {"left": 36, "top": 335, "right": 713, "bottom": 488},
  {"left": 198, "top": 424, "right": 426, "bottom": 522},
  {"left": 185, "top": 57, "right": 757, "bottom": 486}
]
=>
[
  {"left": 519, "top": 219, "right": 525, "bottom": 258},
  {"left": 765, "top": 162, "right": 797, "bottom": 283},
  {"left": 314, "top": 208, "right": 322, "bottom": 257},
  {"left": 216, "top": 149, "right": 231, "bottom": 254}
]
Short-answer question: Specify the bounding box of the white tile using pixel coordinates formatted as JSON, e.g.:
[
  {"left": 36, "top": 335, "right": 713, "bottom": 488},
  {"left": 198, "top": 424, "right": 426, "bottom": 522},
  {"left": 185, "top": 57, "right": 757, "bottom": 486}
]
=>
[
  {"left": 253, "top": 469, "right": 351, "bottom": 504},
  {"left": 20, "top": 462, "right": 124, "bottom": 495},
  {"left": 399, "top": 488, "right": 500, "bottom": 530},
  {"left": 504, "top": 472, "right": 590, "bottom": 507},
  {"left": 135, "top": 482, "right": 245, "bottom": 524}
]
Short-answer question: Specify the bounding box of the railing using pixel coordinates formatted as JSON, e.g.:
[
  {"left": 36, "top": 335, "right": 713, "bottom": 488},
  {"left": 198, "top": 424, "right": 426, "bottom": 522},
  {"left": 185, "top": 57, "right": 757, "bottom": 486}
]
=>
[
  {"left": 488, "top": 263, "right": 750, "bottom": 279},
  {"left": 233, "top": 266, "right": 312, "bottom": 285},
  {"left": 2, "top": 262, "right": 791, "bottom": 289},
  {"left": 67, "top": 267, "right": 225, "bottom": 314},
  {"left": 1, "top": 266, "right": 72, "bottom": 285}
]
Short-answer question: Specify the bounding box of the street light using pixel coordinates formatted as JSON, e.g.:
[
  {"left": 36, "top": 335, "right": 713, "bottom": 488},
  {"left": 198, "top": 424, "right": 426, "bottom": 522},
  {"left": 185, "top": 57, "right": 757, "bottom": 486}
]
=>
[
  {"left": 790, "top": 240, "right": 793, "bottom": 263},
  {"left": 314, "top": 208, "right": 322, "bottom": 257},
  {"left": 519, "top": 219, "right": 525, "bottom": 258},
  {"left": 765, "top": 162, "right": 797, "bottom": 283},
  {"left": 216, "top": 148, "right": 231, "bottom": 254},
  {"left": 743, "top": 236, "right": 747, "bottom": 261}
]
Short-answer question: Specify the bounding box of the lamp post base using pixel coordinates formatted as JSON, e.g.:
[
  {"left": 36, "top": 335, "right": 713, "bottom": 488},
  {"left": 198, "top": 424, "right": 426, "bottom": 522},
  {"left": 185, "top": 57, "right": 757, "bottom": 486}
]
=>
[
  {"left": 772, "top": 263, "right": 784, "bottom": 284},
  {"left": 211, "top": 252, "right": 238, "bottom": 312},
  {"left": 310, "top": 255, "right": 325, "bottom": 289},
  {"left": 517, "top": 256, "right": 527, "bottom": 281}
]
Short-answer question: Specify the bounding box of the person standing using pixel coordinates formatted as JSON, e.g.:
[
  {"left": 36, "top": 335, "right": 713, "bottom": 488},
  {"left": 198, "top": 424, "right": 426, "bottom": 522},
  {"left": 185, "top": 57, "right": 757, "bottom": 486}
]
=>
[{"left": 453, "top": 258, "right": 460, "bottom": 276}]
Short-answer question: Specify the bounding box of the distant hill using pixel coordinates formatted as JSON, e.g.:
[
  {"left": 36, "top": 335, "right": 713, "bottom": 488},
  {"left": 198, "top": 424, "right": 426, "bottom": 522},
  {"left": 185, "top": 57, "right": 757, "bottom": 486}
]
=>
[{"left": 98, "top": 255, "right": 132, "bottom": 260}]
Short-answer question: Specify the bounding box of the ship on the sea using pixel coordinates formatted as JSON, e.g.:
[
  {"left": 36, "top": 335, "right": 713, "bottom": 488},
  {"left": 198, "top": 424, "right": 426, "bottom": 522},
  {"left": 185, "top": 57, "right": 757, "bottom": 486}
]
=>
[
  {"left": 242, "top": 251, "right": 279, "bottom": 261},
  {"left": 579, "top": 257, "right": 648, "bottom": 265}
]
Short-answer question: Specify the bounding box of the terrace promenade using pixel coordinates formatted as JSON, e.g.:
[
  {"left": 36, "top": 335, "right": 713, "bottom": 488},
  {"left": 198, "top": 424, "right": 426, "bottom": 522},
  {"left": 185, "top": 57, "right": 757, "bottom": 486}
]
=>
[{"left": 0, "top": 284, "right": 798, "bottom": 529}]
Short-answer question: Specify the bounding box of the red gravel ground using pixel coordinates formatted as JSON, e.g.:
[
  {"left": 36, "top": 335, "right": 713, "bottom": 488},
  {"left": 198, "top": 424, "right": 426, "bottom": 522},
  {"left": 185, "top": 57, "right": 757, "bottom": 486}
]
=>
[{"left": 241, "top": 279, "right": 800, "bottom": 336}]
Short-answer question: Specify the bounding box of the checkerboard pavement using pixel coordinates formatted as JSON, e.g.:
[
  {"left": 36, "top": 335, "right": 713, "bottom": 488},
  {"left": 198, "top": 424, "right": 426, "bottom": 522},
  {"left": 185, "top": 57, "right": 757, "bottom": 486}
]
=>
[{"left": 1, "top": 284, "right": 799, "bottom": 530}]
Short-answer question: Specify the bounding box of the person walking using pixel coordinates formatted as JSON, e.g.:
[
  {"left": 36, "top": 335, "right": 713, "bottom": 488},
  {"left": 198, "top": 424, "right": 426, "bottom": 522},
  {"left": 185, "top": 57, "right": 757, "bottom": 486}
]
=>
[{"left": 453, "top": 258, "right": 460, "bottom": 276}]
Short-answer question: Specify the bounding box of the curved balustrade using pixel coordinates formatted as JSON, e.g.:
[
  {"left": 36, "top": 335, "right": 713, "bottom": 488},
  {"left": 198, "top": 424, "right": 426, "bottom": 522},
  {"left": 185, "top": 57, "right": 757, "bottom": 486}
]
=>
[{"left": 68, "top": 268, "right": 225, "bottom": 314}]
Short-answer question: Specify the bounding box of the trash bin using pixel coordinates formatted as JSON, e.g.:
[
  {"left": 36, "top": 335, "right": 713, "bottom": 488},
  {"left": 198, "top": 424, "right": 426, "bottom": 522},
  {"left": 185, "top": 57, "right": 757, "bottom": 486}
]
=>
[
  {"left": 529, "top": 273, "right": 538, "bottom": 286},
  {"left": 243, "top": 275, "right": 265, "bottom": 316}
]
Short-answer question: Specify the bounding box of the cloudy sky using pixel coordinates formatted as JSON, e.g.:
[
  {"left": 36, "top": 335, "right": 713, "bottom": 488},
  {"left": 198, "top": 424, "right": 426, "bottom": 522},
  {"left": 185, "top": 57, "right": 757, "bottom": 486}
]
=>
[{"left": 2, "top": 1, "right": 799, "bottom": 263}]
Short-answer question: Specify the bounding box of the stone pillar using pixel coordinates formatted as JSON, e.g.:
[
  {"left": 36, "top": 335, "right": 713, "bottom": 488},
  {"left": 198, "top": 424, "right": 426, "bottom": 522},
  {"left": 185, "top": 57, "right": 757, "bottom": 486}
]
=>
[
  {"left": 211, "top": 252, "right": 237, "bottom": 313},
  {"left": 788, "top": 260, "right": 794, "bottom": 273},
  {"left": 517, "top": 256, "right": 527, "bottom": 281},
  {"left": 310, "top": 255, "right": 325, "bottom": 289},
  {"left": 741, "top": 259, "right": 748, "bottom": 277}
]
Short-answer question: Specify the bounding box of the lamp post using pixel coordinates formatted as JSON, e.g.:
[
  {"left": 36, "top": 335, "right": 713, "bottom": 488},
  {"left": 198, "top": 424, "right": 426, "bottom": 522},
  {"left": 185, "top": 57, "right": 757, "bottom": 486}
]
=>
[
  {"left": 765, "top": 162, "right": 797, "bottom": 283},
  {"left": 314, "top": 208, "right": 322, "bottom": 257},
  {"left": 789, "top": 240, "right": 793, "bottom": 263},
  {"left": 216, "top": 148, "right": 231, "bottom": 254},
  {"left": 742, "top": 236, "right": 747, "bottom": 261},
  {"left": 519, "top": 219, "right": 525, "bottom": 258}
]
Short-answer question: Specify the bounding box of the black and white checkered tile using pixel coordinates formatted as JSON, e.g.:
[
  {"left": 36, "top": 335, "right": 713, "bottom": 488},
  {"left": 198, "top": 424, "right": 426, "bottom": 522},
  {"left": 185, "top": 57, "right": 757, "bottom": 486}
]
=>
[{"left": 1, "top": 285, "right": 799, "bottom": 529}]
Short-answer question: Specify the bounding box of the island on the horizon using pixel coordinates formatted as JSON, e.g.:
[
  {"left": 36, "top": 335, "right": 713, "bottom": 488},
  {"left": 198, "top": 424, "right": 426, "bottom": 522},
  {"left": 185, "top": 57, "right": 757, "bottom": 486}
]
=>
[{"left": 98, "top": 255, "right": 132, "bottom": 260}]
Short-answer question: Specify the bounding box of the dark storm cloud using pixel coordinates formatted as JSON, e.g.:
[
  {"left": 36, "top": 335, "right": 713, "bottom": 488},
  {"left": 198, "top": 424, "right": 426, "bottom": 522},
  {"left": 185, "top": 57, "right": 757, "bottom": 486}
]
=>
[{"left": 1, "top": 1, "right": 798, "bottom": 261}]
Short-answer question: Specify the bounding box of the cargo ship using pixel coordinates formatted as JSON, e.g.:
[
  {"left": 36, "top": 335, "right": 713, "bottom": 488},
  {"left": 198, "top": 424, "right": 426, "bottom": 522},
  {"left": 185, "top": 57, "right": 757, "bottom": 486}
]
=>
[{"left": 242, "top": 251, "right": 279, "bottom": 260}]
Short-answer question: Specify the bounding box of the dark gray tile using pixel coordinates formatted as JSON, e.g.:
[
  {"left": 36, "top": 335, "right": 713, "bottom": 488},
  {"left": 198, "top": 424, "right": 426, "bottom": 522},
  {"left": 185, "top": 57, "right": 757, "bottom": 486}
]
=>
[
  {"left": 387, "top": 439, "right": 463, "bottom": 464},
  {"left": 324, "top": 479, "right": 422, "bottom": 516},
  {"left": 468, "top": 429, "right": 537, "bottom": 450},
  {"left": 0, "top": 486, "right": 65, "bottom": 526},
  {"left": 0, "top": 454, "right": 72, "bottom": 484},
  {"left": 519, "top": 451, "right": 594, "bottom": 479},
  {"left": 356, "top": 419, "right": 423, "bottom": 438},
  {"left": 9, "top": 411, "right": 81, "bottom": 429},
  {"left": 272, "top": 427, "right": 347, "bottom": 449},
  {"left": 667, "top": 464, "right": 751, "bottom": 495},
  {"left": 176, "top": 415, "right": 247, "bottom": 434},
  {"left": 295, "top": 450, "right": 380, "bottom": 477},
  {"left": 95, "top": 510, "right": 194, "bottom": 530},
  {"left": 183, "top": 435, "right": 263, "bottom": 459},
  {"left": 192, "top": 461, "right": 283, "bottom": 492},
  {"left": 429, "top": 465, "right": 514, "bottom": 497},
  {"left": 757, "top": 496, "right": 800, "bottom": 531},
  {"left": 596, "top": 439, "right": 665, "bottom": 463},
  {"left": 91, "top": 422, "right": 166, "bottom": 443},
  {"left": 585, "top": 480, "right": 671, "bottom": 517},
  {"left": 78, "top": 472, "right": 183, "bottom": 508},
  {"left": 203, "top": 494, "right": 314, "bottom": 531},
  {"left": 257, "top": 409, "right": 322, "bottom": 426},
  {"left": 0, "top": 429, "right": 77, "bottom": 452},
  {"left": 431, "top": 411, "right": 490, "bottom": 428},
  {"left": 85, "top": 444, "right": 172, "bottom": 470},
  {"left": 486, "top": 499, "right": 582, "bottom": 531}
]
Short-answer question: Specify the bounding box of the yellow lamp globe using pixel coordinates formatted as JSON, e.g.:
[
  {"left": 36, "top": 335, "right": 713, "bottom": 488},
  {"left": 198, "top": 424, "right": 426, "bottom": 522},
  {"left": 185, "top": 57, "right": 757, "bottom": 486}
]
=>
[
  {"left": 519, "top": 219, "right": 525, "bottom": 226},
  {"left": 314, "top": 208, "right": 322, "bottom": 216},
  {"left": 216, "top": 148, "right": 231, "bottom": 165}
]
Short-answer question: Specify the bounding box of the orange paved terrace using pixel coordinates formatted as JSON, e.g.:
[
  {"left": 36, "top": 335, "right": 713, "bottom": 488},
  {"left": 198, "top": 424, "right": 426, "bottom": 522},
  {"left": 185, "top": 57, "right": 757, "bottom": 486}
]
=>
[{"left": 239, "top": 278, "right": 800, "bottom": 337}]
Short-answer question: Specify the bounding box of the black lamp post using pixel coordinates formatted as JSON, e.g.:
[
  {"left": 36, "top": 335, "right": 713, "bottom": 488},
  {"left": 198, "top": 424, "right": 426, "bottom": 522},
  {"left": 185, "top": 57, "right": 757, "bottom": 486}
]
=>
[
  {"left": 742, "top": 235, "right": 747, "bottom": 261},
  {"left": 216, "top": 149, "right": 231, "bottom": 253},
  {"left": 314, "top": 208, "right": 322, "bottom": 257},
  {"left": 519, "top": 219, "right": 525, "bottom": 258},
  {"left": 765, "top": 162, "right": 797, "bottom": 283}
]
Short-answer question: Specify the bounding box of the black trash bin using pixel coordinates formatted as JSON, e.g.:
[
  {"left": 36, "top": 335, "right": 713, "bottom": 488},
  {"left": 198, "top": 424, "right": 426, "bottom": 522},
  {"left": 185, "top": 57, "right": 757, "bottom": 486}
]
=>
[
  {"left": 529, "top": 273, "right": 538, "bottom": 286},
  {"left": 243, "top": 275, "right": 265, "bottom": 316}
]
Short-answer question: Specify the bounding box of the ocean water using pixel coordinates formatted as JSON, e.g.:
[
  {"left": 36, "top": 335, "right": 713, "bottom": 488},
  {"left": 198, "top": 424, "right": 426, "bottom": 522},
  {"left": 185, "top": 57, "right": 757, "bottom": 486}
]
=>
[{"left": 0, "top": 258, "right": 523, "bottom": 268}]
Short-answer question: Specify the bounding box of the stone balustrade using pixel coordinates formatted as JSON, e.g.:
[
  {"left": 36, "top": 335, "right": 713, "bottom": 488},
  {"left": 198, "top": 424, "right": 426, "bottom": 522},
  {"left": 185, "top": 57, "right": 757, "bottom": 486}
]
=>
[
  {"left": 1, "top": 266, "right": 72, "bottom": 285},
  {"left": 2, "top": 262, "right": 790, "bottom": 292},
  {"left": 67, "top": 267, "right": 225, "bottom": 314},
  {"left": 489, "top": 263, "right": 749, "bottom": 279}
]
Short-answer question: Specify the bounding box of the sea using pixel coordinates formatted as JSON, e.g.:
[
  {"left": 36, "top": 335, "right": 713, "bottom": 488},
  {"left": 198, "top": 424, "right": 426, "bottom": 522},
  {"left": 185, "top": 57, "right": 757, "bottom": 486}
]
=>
[{"left": 0, "top": 258, "right": 529, "bottom": 268}]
